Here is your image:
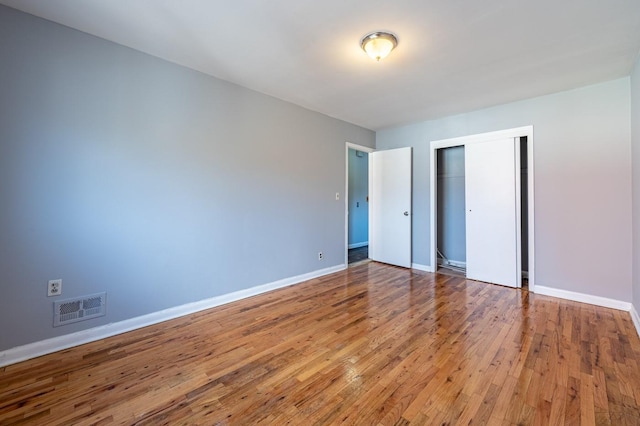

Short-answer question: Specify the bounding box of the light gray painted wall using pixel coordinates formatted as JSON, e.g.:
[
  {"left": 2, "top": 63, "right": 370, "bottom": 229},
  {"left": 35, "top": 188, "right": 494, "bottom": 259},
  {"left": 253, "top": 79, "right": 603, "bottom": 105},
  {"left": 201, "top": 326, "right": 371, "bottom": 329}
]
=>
[
  {"left": 377, "top": 78, "right": 632, "bottom": 302},
  {"left": 0, "top": 6, "right": 374, "bottom": 351},
  {"left": 632, "top": 55, "right": 640, "bottom": 312},
  {"left": 348, "top": 149, "right": 369, "bottom": 246}
]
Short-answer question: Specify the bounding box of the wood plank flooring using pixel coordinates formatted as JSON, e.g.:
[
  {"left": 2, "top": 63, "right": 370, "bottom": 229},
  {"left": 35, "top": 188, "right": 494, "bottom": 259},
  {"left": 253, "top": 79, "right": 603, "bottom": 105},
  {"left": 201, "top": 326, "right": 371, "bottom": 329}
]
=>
[{"left": 1, "top": 262, "right": 640, "bottom": 425}]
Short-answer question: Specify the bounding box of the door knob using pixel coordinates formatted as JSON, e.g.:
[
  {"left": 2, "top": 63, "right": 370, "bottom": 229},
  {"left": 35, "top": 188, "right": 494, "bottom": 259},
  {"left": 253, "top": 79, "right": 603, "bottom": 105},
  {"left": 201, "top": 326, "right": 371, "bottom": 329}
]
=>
[{"left": 404, "top": 211, "right": 409, "bottom": 216}]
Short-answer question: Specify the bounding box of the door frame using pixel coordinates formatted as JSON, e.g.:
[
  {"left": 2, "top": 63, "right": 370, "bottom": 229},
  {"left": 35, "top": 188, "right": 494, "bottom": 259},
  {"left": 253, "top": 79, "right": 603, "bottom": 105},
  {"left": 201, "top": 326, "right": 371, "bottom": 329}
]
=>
[
  {"left": 429, "top": 126, "right": 535, "bottom": 291},
  {"left": 345, "top": 142, "right": 375, "bottom": 267}
]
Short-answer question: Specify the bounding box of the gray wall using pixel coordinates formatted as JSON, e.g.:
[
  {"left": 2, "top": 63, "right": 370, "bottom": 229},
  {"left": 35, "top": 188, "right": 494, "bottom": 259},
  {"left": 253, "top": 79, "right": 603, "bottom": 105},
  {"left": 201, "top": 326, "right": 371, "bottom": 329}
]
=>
[
  {"left": 377, "top": 78, "right": 632, "bottom": 302},
  {"left": 0, "top": 6, "right": 374, "bottom": 351},
  {"left": 348, "top": 149, "right": 369, "bottom": 247},
  {"left": 632, "top": 55, "right": 640, "bottom": 313}
]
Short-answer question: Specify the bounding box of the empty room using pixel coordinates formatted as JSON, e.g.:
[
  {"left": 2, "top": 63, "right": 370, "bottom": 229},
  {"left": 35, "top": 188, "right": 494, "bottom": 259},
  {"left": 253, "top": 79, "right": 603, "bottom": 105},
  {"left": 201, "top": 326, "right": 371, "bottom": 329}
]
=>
[{"left": 1, "top": 1, "right": 640, "bottom": 424}]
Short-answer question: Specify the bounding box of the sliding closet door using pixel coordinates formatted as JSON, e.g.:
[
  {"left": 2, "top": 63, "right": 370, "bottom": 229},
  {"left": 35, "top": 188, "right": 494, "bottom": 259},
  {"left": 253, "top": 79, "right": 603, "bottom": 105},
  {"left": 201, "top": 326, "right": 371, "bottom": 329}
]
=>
[{"left": 465, "top": 138, "right": 520, "bottom": 288}]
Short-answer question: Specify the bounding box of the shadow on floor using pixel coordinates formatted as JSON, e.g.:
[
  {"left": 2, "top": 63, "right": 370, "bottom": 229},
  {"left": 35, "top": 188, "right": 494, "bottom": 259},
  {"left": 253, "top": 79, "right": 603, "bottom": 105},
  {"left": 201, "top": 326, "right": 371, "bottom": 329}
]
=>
[{"left": 348, "top": 246, "right": 368, "bottom": 264}]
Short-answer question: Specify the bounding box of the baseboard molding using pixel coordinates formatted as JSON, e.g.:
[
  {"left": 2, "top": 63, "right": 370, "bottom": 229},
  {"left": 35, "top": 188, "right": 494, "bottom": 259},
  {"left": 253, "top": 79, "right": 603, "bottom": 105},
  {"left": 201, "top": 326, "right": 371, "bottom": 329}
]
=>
[
  {"left": 348, "top": 242, "right": 368, "bottom": 249},
  {"left": 534, "top": 285, "right": 632, "bottom": 312},
  {"left": 631, "top": 305, "right": 640, "bottom": 339},
  {"left": 0, "top": 264, "right": 346, "bottom": 368},
  {"left": 412, "top": 263, "right": 434, "bottom": 272},
  {"left": 438, "top": 259, "right": 466, "bottom": 269}
]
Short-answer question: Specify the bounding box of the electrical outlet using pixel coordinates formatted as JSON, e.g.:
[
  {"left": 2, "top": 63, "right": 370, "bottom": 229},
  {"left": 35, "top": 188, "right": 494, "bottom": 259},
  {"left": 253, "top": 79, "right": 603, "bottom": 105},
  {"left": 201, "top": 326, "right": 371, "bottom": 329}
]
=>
[
  {"left": 335, "top": 192, "right": 340, "bottom": 200},
  {"left": 318, "top": 252, "right": 324, "bottom": 260},
  {"left": 48, "top": 279, "right": 62, "bottom": 297}
]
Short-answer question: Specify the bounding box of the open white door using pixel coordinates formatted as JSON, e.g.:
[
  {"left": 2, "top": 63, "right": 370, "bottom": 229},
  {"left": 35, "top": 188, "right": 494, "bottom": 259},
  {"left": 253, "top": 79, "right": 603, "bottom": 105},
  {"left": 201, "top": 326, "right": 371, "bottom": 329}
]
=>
[
  {"left": 369, "top": 147, "right": 412, "bottom": 268},
  {"left": 465, "top": 138, "right": 521, "bottom": 287}
]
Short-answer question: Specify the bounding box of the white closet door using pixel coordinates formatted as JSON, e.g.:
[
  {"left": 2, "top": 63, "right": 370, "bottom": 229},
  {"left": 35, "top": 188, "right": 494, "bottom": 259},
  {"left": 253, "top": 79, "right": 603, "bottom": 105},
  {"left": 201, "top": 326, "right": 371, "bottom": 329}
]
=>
[
  {"left": 369, "top": 147, "right": 412, "bottom": 268},
  {"left": 465, "top": 138, "right": 520, "bottom": 288}
]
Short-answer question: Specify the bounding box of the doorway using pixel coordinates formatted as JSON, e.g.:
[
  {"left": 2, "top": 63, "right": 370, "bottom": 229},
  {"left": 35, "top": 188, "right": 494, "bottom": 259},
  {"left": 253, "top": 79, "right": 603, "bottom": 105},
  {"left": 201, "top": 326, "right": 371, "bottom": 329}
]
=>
[
  {"left": 348, "top": 147, "right": 369, "bottom": 264},
  {"left": 430, "top": 126, "right": 535, "bottom": 290},
  {"left": 436, "top": 146, "right": 466, "bottom": 276},
  {"left": 345, "top": 143, "right": 374, "bottom": 266},
  {"left": 345, "top": 143, "right": 413, "bottom": 269}
]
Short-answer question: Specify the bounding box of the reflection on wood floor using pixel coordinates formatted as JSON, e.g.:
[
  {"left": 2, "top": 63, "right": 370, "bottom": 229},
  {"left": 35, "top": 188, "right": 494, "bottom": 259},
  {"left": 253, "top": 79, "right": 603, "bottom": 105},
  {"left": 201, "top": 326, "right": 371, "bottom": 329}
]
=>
[
  {"left": 1, "top": 262, "right": 639, "bottom": 424},
  {"left": 436, "top": 265, "right": 466, "bottom": 278}
]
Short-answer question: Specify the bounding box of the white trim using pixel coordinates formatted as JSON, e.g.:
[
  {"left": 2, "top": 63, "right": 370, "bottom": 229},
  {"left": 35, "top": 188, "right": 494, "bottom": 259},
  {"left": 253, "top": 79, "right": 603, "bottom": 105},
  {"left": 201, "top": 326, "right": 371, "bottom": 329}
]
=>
[
  {"left": 429, "top": 143, "right": 437, "bottom": 273},
  {"left": 0, "top": 264, "right": 345, "bottom": 368},
  {"left": 631, "top": 305, "right": 640, "bottom": 339},
  {"left": 430, "top": 126, "right": 534, "bottom": 149},
  {"left": 526, "top": 129, "right": 535, "bottom": 292},
  {"left": 534, "top": 286, "right": 632, "bottom": 312},
  {"left": 348, "top": 241, "right": 368, "bottom": 249},
  {"left": 345, "top": 142, "right": 375, "bottom": 267},
  {"left": 429, "top": 126, "right": 535, "bottom": 291},
  {"left": 412, "top": 263, "right": 434, "bottom": 272},
  {"left": 438, "top": 259, "right": 466, "bottom": 268}
]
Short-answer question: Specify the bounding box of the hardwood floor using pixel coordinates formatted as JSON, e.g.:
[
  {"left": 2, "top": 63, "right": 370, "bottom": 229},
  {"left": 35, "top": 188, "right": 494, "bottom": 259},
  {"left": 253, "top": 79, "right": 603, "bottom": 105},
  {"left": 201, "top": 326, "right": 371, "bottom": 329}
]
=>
[{"left": 1, "top": 262, "right": 640, "bottom": 425}]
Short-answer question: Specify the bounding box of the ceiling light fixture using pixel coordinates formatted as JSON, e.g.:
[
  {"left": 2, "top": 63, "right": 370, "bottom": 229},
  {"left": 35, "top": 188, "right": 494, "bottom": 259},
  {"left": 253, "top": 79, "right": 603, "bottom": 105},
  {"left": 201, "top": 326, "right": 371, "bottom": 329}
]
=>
[{"left": 361, "top": 31, "right": 398, "bottom": 61}]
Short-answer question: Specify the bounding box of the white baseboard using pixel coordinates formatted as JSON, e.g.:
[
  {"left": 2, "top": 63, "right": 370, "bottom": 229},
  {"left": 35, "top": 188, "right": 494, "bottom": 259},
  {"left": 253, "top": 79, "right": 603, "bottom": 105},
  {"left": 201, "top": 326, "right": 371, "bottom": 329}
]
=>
[
  {"left": 438, "top": 259, "right": 466, "bottom": 269},
  {"left": 348, "top": 242, "right": 368, "bottom": 249},
  {"left": 631, "top": 305, "right": 640, "bottom": 339},
  {"left": 534, "top": 285, "right": 632, "bottom": 312},
  {"left": 412, "top": 263, "right": 434, "bottom": 272},
  {"left": 0, "top": 264, "right": 346, "bottom": 368}
]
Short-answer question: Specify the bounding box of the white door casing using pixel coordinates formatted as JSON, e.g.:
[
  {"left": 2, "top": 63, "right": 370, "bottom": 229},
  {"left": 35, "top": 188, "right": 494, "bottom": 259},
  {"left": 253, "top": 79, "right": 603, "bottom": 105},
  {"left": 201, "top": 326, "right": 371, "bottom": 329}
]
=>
[{"left": 429, "top": 126, "right": 534, "bottom": 290}]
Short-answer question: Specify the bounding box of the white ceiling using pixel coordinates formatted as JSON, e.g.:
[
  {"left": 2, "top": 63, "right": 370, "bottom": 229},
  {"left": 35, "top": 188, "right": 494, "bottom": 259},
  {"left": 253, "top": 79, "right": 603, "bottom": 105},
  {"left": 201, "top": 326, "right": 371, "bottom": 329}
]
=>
[{"left": 2, "top": 0, "right": 640, "bottom": 130}]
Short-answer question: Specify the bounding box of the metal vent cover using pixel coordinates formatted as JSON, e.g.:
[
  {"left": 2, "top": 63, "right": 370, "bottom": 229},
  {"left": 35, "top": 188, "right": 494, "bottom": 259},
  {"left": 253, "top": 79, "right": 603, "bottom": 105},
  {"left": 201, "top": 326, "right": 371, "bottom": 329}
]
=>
[{"left": 53, "top": 292, "right": 106, "bottom": 327}]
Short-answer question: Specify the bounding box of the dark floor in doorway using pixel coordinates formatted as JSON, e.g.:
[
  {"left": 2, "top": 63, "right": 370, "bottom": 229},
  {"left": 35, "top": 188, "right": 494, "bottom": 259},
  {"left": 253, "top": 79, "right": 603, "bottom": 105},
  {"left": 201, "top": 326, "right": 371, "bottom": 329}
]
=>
[{"left": 348, "top": 246, "right": 368, "bottom": 264}]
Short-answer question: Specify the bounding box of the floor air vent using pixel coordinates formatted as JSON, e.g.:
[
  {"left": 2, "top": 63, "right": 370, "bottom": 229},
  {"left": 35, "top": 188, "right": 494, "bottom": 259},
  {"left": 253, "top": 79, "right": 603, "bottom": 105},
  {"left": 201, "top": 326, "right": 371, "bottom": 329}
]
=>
[{"left": 53, "top": 292, "right": 106, "bottom": 327}]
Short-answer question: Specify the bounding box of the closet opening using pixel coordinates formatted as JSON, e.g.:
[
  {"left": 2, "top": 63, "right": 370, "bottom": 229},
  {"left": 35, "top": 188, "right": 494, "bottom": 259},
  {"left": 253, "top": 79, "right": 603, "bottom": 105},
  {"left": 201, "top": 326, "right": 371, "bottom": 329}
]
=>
[
  {"left": 520, "top": 136, "right": 529, "bottom": 287},
  {"left": 436, "top": 146, "right": 466, "bottom": 277},
  {"left": 433, "top": 135, "right": 530, "bottom": 288}
]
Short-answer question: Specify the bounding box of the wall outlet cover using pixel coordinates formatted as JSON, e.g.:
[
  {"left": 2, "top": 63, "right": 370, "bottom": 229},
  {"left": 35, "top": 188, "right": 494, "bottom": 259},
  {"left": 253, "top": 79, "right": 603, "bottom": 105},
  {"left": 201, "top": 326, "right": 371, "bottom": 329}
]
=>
[{"left": 48, "top": 279, "right": 62, "bottom": 297}]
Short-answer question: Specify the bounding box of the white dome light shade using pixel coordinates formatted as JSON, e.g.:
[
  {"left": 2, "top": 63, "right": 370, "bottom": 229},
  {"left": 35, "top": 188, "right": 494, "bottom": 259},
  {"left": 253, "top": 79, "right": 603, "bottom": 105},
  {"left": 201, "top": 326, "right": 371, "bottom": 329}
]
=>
[{"left": 361, "top": 32, "right": 398, "bottom": 61}]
